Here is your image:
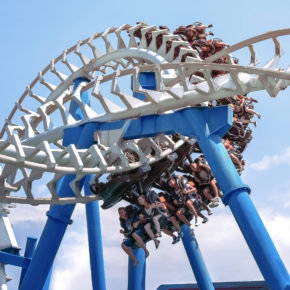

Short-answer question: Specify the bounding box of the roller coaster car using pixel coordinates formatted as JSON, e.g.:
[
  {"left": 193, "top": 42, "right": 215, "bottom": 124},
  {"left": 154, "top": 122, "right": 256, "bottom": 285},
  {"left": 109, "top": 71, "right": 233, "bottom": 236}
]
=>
[
  {"left": 140, "top": 141, "right": 199, "bottom": 191},
  {"left": 90, "top": 155, "right": 175, "bottom": 209},
  {"left": 90, "top": 140, "right": 199, "bottom": 209},
  {"left": 90, "top": 164, "right": 150, "bottom": 209},
  {"left": 100, "top": 156, "right": 174, "bottom": 209}
]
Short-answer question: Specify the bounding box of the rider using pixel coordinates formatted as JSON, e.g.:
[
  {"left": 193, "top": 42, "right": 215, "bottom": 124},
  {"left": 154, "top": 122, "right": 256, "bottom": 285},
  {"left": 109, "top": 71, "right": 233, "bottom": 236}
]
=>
[
  {"left": 223, "top": 139, "right": 244, "bottom": 173},
  {"left": 190, "top": 160, "right": 220, "bottom": 207},
  {"left": 118, "top": 206, "right": 149, "bottom": 266},
  {"left": 137, "top": 190, "right": 165, "bottom": 249},
  {"left": 168, "top": 175, "right": 207, "bottom": 226},
  {"left": 158, "top": 191, "right": 188, "bottom": 243}
]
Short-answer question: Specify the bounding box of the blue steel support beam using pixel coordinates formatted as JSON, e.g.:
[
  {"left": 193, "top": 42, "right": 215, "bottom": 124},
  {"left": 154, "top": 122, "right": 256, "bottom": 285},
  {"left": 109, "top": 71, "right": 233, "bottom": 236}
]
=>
[
  {"left": 20, "top": 78, "right": 91, "bottom": 290},
  {"left": 19, "top": 237, "right": 37, "bottom": 287},
  {"left": 181, "top": 225, "right": 214, "bottom": 290},
  {"left": 18, "top": 237, "right": 52, "bottom": 290},
  {"left": 128, "top": 248, "right": 146, "bottom": 290},
  {"left": 19, "top": 174, "right": 77, "bottom": 290},
  {"left": 124, "top": 105, "right": 290, "bottom": 290},
  {"left": 43, "top": 267, "right": 53, "bottom": 290},
  {"left": 69, "top": 77, "right": 91, "bottom": 120},
  {"left": 127, "top": 72, "right": 157, "bottom": 290},
  {"left": 72, "top": 78, "right": 107, "bottom": 290},
  {"left": 84, "top": 175, "right": 106, "bottom": 290},
  {"left": 132, "top": 71, "right": 156, "bottom": 101},
  {"left": 182, "top": 107, "right": 290, "bottom": 290},
  {"left": 0, "top": 251, "right": 31, "bottom": 269}
]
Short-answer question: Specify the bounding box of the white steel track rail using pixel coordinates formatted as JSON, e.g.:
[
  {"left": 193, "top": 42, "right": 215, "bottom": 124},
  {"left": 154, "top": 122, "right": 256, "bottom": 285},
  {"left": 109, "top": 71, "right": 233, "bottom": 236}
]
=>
[{"left": 0, "top": 24, "right": 289, "bottom": 205}]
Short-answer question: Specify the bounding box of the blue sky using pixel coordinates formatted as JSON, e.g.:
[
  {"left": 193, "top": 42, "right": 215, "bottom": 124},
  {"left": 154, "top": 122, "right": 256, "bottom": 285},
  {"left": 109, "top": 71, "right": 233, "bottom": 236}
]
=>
[{"left": 1, "top": 1, "right": 290, "bottom": 289}]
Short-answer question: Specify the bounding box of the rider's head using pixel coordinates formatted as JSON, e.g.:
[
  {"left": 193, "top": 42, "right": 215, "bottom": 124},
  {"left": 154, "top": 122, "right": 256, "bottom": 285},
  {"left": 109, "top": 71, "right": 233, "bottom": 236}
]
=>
[
  {"left": 168, "top": 176, "right": 177, "bottom": 188},
  {"left": 190, "top": 162, "right": 198, "bottom": 172},
  {"left": 118, "top": 207, "right": 127, "bottom": 219},
  {"left": 137, "top": 195, "right": 146, "bottom": 205}
]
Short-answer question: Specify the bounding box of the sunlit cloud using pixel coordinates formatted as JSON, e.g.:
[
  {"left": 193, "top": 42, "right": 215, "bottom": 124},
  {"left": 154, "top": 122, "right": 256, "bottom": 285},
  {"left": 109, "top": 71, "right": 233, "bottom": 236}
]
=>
[
  {"left": 250, "top": 147, "right": 290, "bottom": 170},
  {"left": 48, "top": 206, "right": 290, "bottom": 290},
  {"left": 9, "top": 204, "right": 49, "bottom": 224}
]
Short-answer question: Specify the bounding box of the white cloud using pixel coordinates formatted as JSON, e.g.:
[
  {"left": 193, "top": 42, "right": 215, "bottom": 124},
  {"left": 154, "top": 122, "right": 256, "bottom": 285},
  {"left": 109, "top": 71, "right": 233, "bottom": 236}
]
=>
[
  {"left": 5, "top": 195, "right": 290, "bottom": 290},
  {"left": 51, "top": 228, "right": 92, "bottom": 290},
  {"left": 48, "top": 202, "right": 130, "bottom": 290},
  {"left": 47, "top": 205, "right": 290, "bottom": 290},
  {"left": 249, "top": 147, "right": 290, "bottom": 170},
  {"left": 9, "top": 204, "right": 49, "bottom": 225},
  {"left": 9, "top": 203, "right": 89, "bottom": 227}
]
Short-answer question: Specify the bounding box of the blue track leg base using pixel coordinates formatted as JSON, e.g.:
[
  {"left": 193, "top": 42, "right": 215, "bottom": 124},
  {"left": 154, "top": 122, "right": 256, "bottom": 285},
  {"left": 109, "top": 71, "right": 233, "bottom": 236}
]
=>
[
  {"left": 19, "top": 237, "right": 37, "bottom": 288},
  {"left": 19, "top": 174, "right": 77, "bottom": 290},
  {"left": 128, "top": 248, "right": 146, "bottom": 290},
  {"left": 84, "top": 176, "right": 106, "bottom": 290},
  {"left": 181, "top": 225, "right": 214, "bottom": 290},
  {"left": 123, "top": 104, "right": 290, "bottom": 290},
  {"left": 183, "top": 108, "right": 290, "bottom": 290},
  {"left": 227, "top": 190, "right": 290, "bottom": 290},
  {"left": 42, "top": 266, "right": 53, "bottom": 290},
  {"left": 19, "top": 78, "right": 102, "bottom": 290}
]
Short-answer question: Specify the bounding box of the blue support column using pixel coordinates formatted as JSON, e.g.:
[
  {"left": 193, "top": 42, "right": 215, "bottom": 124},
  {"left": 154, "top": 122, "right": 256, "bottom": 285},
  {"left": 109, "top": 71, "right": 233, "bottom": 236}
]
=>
[
  {"left": 43, "top": 267, "right": 53, "bottom": 290},
  {"left": 70, "top": 78, "right": 107, "bottom": 290},
  {"left": 84, "top": 176, "right": 106, "bottom": 290},
  {"left": 20, "top": 78, "right": 92, "bottom": 290},
  {"left": 181, "top": 225, "right": 214, "bottom": 290},
  {"left": 69, "top": 77, "right": 91, "bottom": 120},
  {"left": 182, "top": 107, "right": 290, "bottom": 290},
  {"left": 128, "top": 248, "right": 146, "bottom": 290},
  {"left": 132, "top": 71, "right": 156, "bottom": 101},
  {"left": 123, "top": 103, "right": 290, "bottom": 290},
  {"left": 127, "top": 71, "right": 159, "bottom": 290},
  {"left": 0, "top": 251, "right": 31, "bottom": 269},
  {"left": 19, "top": 174, "right": 77, "bottom": 290},
  {"left": 19, "top": 237, "right": 37, "bottom": 287}
]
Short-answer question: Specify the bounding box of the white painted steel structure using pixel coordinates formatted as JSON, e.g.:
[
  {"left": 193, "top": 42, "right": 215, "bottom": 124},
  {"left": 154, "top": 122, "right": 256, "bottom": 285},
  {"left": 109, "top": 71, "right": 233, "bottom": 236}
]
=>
[{"left": 0, "top": 24, "right": 289, "bottom": 206}]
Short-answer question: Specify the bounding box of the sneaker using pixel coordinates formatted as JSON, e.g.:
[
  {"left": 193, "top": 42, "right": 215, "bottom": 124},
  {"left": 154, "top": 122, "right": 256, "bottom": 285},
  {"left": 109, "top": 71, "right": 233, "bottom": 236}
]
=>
[
  {"left": 195, "top": 217, "right": 202, "bottom": 227},
  {"left": 172, "top": 236, "right": 180, "bottom": 244},
  {"left": 202, "top": 217, "right": 208, "bottom": 224},
  {"left": 209, "top": 199, "right": 219, "bottom": 208},
  {"left": 189, "top": 223, "right": 195, "bottom": 232},
  {"left": 178, "top": 231, "right": 184, "bottom": 238},
  {"left": 208, "top": 210, "right": 213, "bottom": 216},
  {"left": 155, "top": 239, "right": 160, "bottom": 249}
]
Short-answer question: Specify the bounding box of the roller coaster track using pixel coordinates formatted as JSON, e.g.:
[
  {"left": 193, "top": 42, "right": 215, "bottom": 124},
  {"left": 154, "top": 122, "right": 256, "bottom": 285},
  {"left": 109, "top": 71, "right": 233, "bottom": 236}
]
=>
[{"left": 0, "top": 24, "right": 289, "bottom": 205}]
